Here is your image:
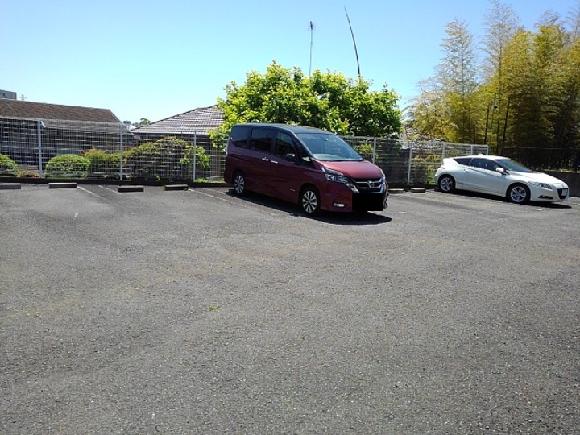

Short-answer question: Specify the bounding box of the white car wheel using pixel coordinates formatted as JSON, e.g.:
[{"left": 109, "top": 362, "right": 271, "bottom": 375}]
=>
[
  {"left": 438, "top": 175, "right": 455, "bottom": 193},
  {"left": 508, "top": 184, "right": 530, "bottom": 204}
]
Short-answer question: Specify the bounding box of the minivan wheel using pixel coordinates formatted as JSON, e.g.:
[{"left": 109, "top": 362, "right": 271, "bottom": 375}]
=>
[
  {"left": 232, "top": 172, "right": 246, "bottom": 195},
  {"left": 438, "top": 175, "right": 455, "bottom": 193},
  {"left": 507, "top": 183, "right": 530, "bottom": 204},
  {"left": 300, "top": 187, "right": 320, "bottom": 215}
]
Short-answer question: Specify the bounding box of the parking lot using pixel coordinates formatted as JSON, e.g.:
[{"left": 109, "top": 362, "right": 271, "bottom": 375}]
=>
[{"left": 1, "top": 184, "right": 579, "bottom": 433}]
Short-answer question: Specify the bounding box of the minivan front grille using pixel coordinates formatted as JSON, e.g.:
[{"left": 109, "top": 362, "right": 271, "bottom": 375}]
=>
[{"left": 353, "top": 178, "right": 384, "bottom": 192}]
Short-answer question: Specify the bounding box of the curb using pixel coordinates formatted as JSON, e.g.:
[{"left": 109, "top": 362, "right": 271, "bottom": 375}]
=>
[
  {"left": 164, "top": 184, "right": 189, "bottom": 191},
  {"left": 410, "top": 187, "right": 426, "bottom": 193},
  {"left": 49, "top": 182, "right": 77, "bottom": 189},
  {"left": 388, "top": 188, "right": 405, "bottom": 194},
  {"left": 0, "top": 183, "right": 21, "bottom": 190},
  {"left": 118, "top": 185, "right": 144, "bottom": 193}
]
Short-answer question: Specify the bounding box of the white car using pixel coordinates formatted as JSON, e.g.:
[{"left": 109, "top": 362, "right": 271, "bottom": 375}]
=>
[{"left": 435, "top": 155, "right": 570, "bottom": 204}]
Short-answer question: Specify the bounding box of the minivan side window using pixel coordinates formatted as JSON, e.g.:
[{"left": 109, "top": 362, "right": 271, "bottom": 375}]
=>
[
  {"left": 230, "top": 126, "right": 250, "bottom": 148},
  {"left": 250, "top": 128, "right": 274, "bottom": 152},
  {"left": 273, "top": 132, "right": 297, "bottom": 160}
]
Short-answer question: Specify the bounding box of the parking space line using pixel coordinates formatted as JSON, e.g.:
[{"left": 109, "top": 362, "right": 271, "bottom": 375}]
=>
[
  {"left": 98, "top": 185, "right": 118, "bottom": 194},
  {"left": 189, "top": 189, "right": 228, "bottom": 202},
  {"left": 78, "top": 186, "right": 102, "bottom": 198}
]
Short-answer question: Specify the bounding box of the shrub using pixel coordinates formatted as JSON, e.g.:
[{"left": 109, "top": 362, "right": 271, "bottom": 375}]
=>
[
  {"left": 45, "top": 154, "right": 90, "bottom": 178},
  {"left": 411, "top": 154, "right": 440, "bottom": 185},
  {"left": 124, "top": 137, "right": 209, "bottom": 181},
  {"left": 83, "top": 149, "right": 122, "bottom": 178},
  {"left": 0, "top": 154, "right": 18, "bottom": 175},
  {"left": 353, "top": 142, "right": 374, "bottom": 160}
]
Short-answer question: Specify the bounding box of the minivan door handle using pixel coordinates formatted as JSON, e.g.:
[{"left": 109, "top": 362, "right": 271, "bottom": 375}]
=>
[{"left": 270, "top": 160, "right": 279, "bottom": 165}]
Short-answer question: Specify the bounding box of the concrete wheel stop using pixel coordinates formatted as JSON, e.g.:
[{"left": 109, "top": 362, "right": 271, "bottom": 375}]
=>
[
  {"left": 0, "top": 183, "right": 21, "bottom": 190},
  {"left": 49, "top": 182, "right": 77, "bottom": 189},
  {"left": 118, "top": 185, "right": 144, "bottom": 193},
  {"left": 164, "top": 184, "right": 189, "bottom": 191}
]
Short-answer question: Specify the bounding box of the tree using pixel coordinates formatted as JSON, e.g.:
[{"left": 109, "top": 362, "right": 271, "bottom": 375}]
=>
[
  {"left": 133, "top": 118, "right": 152, "bottom": 128},
  {"left": 211, "top": 61, "right": 401, "bottom": 147},
  {"left": 408, "top": 20, "right": 480, "bottom": 143},
  {"left": 437, "top": 19, "right": 479, "bottom": 142},
  {"left": 483, "top": 0, "right": 520, "bottom": 150}
]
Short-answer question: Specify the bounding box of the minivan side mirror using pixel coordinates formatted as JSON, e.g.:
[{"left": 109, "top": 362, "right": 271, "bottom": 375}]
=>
[{"left": 495, "top": 167, "right": 507, "bottom": 175}]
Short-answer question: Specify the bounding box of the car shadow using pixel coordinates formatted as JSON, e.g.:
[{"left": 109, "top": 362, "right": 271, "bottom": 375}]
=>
[
  {"left": 436, "top": 188, "right": 573, "bottom": 208},
  {"left": 226, "top": 190, "right": 392, "bottom": 225}
]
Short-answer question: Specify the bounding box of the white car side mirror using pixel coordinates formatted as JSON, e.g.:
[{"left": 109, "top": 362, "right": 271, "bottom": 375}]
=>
[{"left": 495, "top": 167, "right": 506, "bottom": 175}]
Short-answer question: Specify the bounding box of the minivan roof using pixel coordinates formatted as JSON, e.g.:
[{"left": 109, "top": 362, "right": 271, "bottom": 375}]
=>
[{"left": 234, "top": 123, "right": 330, "bottom": 134}]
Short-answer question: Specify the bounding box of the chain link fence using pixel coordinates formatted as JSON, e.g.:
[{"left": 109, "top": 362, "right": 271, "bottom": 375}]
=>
[{"left": 0, "top": 117, "right": 486, "bottom": 185}]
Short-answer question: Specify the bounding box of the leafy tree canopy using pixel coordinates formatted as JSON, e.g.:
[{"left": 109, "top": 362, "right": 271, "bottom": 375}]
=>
[{"left": 212, "top": 61, "right": 401, "bottom": 146}]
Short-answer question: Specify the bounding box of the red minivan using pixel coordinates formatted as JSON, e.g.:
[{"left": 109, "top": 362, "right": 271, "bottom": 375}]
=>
[{"left": 224, "top": 123, "right": 388, "bottom": 215}]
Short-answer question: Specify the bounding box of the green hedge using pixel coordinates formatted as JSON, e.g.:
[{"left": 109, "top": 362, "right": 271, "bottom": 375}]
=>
[
  {"left": 45, "top": 154, "right": 90, "bottom": 178},
  {"left": 83, "top": 149, "right": 122, "bottom": 178},
  {"left": 124, "top": 137, "right": 209, "bottom": 181},
  {"left": 0, "top": 154, "right": 18, "bottom": 175}
]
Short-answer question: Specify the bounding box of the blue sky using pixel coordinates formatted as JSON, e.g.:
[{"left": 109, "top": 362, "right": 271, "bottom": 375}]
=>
[{"left": 1, "top": 0, "right": 578, "bottom": 122}]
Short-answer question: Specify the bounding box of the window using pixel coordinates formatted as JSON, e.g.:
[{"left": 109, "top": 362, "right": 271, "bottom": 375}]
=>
[
  {"left": 273, "top": 132, "right": 296, "bottom": 160},
  {"left": 230, "top": 125, "right": 250, "bottom": 148},
  {"left": 454, "top": 157, "right": 471, "bottom": 166},
  {"left": 472, "top": 158, "right": 498, "bottom": 171},
  {"left": 296, "top": 133, "right": 362, "bottom": 161},
  {"left": 250, "top": 128, "right": 274, "bottom": 152}
]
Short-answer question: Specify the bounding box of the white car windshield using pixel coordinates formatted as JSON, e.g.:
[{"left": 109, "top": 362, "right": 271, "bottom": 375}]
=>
[
  {"left": 496, "top": 159, "right": 532, "bottom": 173},
  {"left": 297, "top": 133, "right": 363, "bottom": 161}
]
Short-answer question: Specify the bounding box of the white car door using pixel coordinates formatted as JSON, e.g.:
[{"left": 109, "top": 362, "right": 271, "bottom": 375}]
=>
[
  {"left": 467, "top": 158, "right": 508, "bottom": 195},
  {"left": 450, "top": 157, "right": 473, "bottom": 189}
]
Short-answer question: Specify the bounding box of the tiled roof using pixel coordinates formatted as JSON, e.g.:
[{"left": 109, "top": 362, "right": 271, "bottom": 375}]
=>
[
  {"left": 133, "top": 105, "right": 224, "bottom": 136},
  {"left": 0, "top": 99, "right": 119, "bottom": 122}
]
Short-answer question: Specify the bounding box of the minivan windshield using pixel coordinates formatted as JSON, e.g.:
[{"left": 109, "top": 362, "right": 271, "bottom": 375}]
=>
[
  {"left": 496, "top": 158, "right": 532, "bottom": 173},
  {"left": 296, "top": 133, "right": 363, "bottom": 161}
]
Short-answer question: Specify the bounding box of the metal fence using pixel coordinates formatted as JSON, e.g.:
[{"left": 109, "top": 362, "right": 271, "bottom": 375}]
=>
[{"left": 0, "top": 117, "right": 487, "bottom": 185}]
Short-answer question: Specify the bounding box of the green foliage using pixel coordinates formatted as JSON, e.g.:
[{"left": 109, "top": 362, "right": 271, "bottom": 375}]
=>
[
  {"left": 0, "top": 154, "right": 18, "bottom": 175},
  {"left": 353, "top": 142, "right": 374, "bottom": 160},
  {"left": 211, "top": 61, "right": 401, "bottom": 149},
  {"left": 83, "top": 149, "right": 122, "bottom": 177},
  {"left": 124, "top": 137, "right": 209, "bottom": 181},
  {"left": 411, "top": 154, "right": 441, "bottom": 185},
  {"left": 45, "top": 154, "right": 90, "bottom": 178},
  {"left": 409, "top": 4, "right": 580, "bottom": 169}
]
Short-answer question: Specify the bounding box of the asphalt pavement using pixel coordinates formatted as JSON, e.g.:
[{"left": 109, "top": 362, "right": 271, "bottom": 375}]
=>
[{"left": 1, "top": 185, "right": 579, "bottom": 433}]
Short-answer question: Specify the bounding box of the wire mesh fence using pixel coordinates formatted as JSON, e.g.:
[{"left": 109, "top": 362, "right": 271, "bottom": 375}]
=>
[{"left": 0, "top": 117, "right": 487, "bottom": 185}]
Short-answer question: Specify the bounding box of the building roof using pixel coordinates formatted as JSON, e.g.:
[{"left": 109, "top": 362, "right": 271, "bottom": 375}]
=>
[
  {"left": 0, "top": 99, "right": 119, "bottom": 122},
  {"left": 133, "top": 105, "right": 224, "bottom": 136}
]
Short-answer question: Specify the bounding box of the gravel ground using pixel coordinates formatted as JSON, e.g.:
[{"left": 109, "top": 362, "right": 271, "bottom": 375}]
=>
[{"left": 1, "top": 185, "right": 579, "bottom": 434}]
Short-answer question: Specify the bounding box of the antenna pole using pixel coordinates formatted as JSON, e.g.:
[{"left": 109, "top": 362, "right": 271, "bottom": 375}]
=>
[
  {"left": 309, "top": 21, "right": 314, "bottom": 77},
  {"left": 344, "top": 7, "right": 361, "bottom": 79}
]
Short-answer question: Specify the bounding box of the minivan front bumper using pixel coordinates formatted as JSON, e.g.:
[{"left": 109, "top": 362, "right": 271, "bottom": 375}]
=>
[{"left": 321, "top": 183, "right": 387, "bottom": 212}]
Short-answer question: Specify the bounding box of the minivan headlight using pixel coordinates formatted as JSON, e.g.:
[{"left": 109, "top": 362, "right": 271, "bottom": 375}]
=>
[{"left": 322, "top": 168, "right": 358, "bottom": 193}]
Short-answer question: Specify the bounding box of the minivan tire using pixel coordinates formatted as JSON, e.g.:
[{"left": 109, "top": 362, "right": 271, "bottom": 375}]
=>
[
  {"left": 232, "top": 172, "right": 246, "bottom": 196},
  {"left": 300, "top": 186, "right": 320, "bottom": 215}
]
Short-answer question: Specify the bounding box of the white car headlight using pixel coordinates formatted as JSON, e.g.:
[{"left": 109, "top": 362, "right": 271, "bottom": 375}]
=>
[{"left": 530, "top": 182, "right": 552, "bottom": 189}]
